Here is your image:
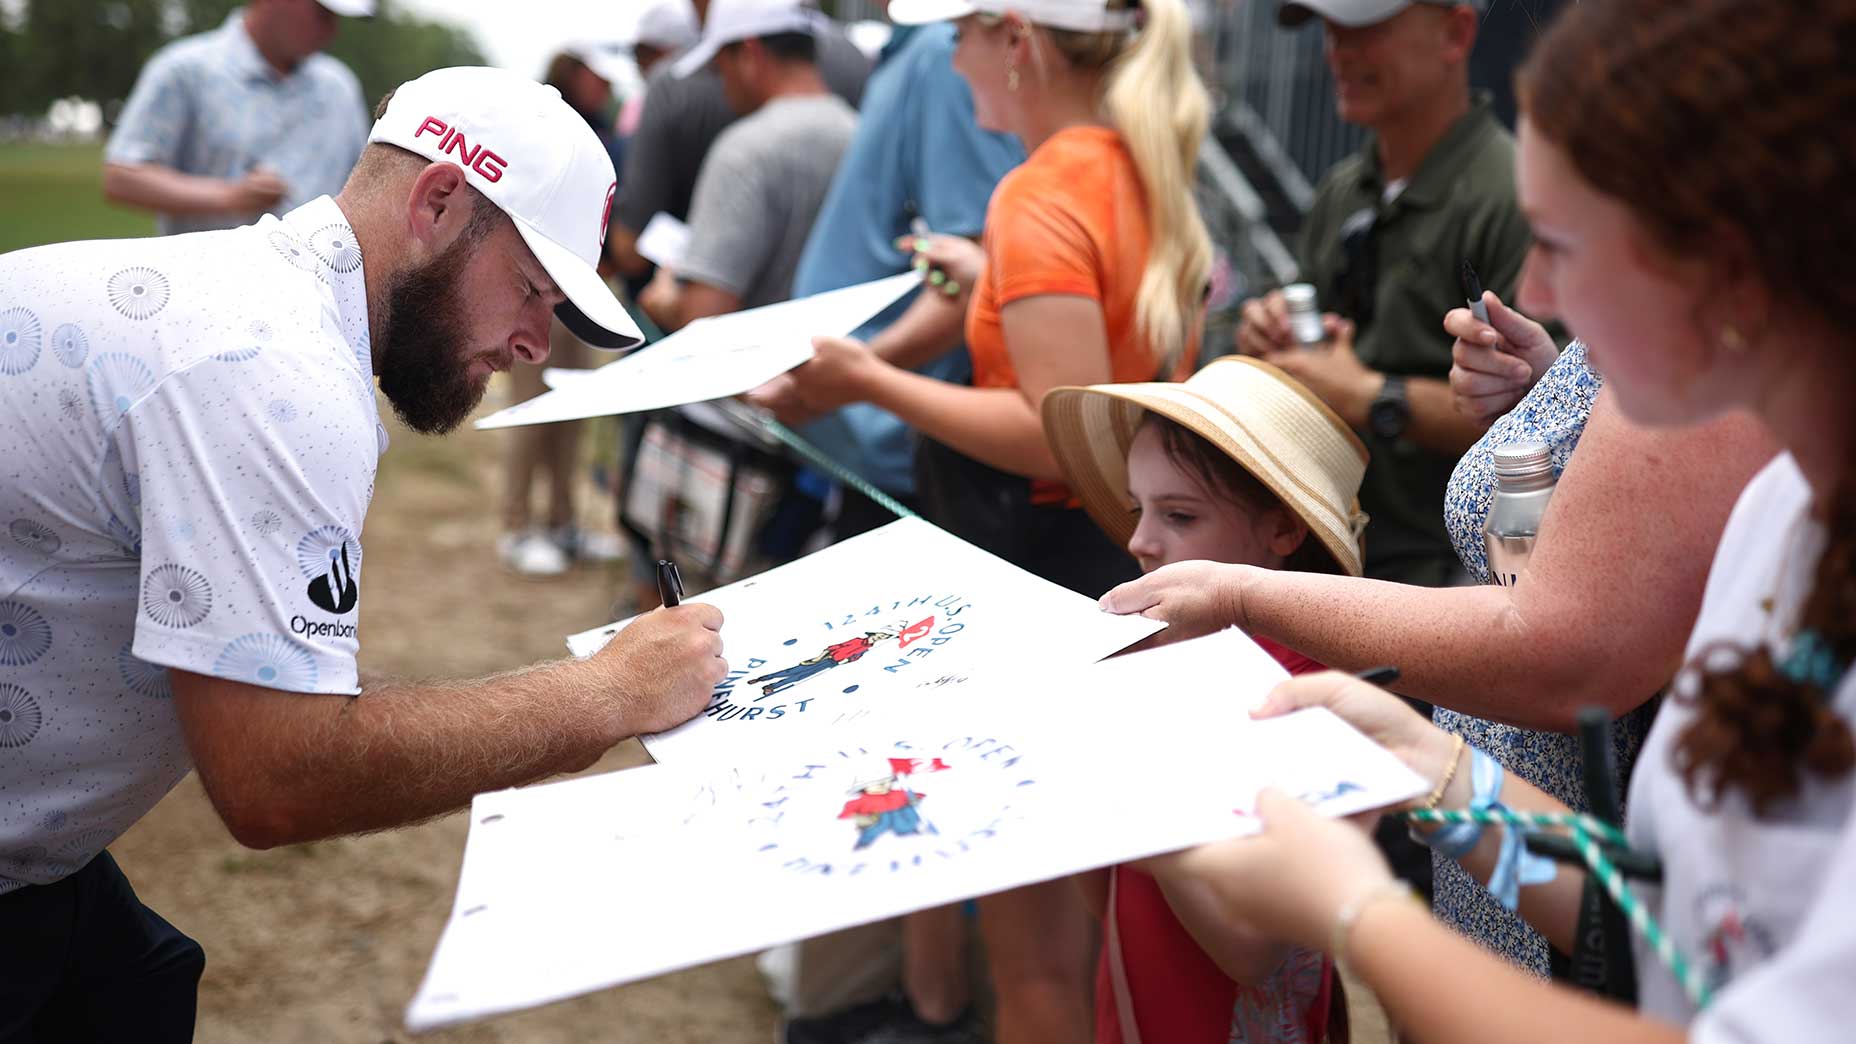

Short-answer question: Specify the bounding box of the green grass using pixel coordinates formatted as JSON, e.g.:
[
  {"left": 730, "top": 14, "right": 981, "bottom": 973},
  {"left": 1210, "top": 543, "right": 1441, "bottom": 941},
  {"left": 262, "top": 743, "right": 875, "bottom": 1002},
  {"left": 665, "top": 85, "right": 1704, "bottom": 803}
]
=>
[{"left": 0, "top": 142, "right": 156, "bottom": 253}]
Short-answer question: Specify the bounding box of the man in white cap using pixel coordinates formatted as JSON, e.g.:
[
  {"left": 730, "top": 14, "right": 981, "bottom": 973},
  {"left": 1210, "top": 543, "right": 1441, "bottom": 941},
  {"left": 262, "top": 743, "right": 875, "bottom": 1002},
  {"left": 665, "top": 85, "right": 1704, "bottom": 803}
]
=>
[
  {"left": 104, "top": 0, "right": 377, "bottom": 235},
  {"left": 604, "top": 0, "right": 869, "bottom": 283},
  {"left": 0, "top": 67, "right": 725, "bottom": 1038},
  {"left": 636, "top": 0, "right": 859, "bottom": 329}
]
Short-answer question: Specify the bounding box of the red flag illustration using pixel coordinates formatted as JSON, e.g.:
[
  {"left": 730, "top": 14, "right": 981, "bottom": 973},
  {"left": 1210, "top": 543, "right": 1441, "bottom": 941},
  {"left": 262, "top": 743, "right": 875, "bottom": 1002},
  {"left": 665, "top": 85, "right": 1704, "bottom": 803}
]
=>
[
  {"left": 896, "top": 616, "right": 936, "bottom": 650},
  {"left": 889, "top": 757, "right": 952, "bottom": 776}
]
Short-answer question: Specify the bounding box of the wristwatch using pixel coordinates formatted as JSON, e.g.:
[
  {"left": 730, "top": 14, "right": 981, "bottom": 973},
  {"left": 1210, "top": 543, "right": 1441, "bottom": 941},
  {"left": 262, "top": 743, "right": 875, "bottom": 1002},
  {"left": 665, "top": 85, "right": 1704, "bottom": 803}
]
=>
[{"left": 1367, "top": 375, "right": 1411, "bottom": 441}]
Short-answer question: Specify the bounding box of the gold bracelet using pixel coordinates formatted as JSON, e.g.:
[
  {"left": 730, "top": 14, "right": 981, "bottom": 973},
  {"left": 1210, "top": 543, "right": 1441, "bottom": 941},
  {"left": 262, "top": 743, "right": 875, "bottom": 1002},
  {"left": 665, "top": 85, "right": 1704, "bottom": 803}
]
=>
[
  {"left": 1329, "top": 879, "right": 1420, "bottom": 964},
  {"left": 1417, "top": 733, "right": 1467, "bottom": 813}
]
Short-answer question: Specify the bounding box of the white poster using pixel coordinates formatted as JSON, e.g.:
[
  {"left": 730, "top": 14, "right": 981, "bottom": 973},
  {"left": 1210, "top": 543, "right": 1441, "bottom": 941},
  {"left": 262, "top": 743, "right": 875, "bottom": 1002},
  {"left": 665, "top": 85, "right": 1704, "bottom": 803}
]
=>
[
  {"left": 565, "top": 517, "right": 1166, "bottom": 766},
  {"left": 475, "top": 272, "right": 922, "bottom": 429},
  {"left": 404, "top": 631, "right": 1428, "bottom": 1032}
]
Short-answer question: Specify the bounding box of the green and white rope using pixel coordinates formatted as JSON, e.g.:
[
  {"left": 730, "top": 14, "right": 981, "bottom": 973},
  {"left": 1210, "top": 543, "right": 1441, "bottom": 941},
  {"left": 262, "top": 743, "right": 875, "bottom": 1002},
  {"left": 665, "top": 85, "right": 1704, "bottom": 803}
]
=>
[
  {"left": 746, "top": 413, "right": 918, "bottom": 521},
  {"left": 1406, "top": 806, "right": 1712, "bottom": 1010}
]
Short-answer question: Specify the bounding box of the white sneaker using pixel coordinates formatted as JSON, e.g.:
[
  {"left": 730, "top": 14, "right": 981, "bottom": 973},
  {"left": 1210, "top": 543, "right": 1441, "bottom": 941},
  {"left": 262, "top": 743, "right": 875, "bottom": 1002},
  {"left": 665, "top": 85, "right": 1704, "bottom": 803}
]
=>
[
  {"left": 575, "top": 529, "right": 628, "bottom": 562},
  {"left": 499, "top": 530, "right": 569, "bottom": 577}
]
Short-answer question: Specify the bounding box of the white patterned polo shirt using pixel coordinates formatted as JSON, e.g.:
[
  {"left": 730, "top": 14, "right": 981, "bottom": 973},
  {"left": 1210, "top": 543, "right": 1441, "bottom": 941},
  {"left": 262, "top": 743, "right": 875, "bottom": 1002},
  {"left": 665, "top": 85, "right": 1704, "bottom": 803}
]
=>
[{"left": 0, "top": 196, "right": 383, "bottom": 893}]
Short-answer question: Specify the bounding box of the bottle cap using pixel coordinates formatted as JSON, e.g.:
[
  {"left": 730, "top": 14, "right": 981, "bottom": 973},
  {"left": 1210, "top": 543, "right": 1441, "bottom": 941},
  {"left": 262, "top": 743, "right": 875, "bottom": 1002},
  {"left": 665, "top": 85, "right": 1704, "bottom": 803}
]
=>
[{"left": 1492, "top": 441, "right": 1553, "bottom": 481}]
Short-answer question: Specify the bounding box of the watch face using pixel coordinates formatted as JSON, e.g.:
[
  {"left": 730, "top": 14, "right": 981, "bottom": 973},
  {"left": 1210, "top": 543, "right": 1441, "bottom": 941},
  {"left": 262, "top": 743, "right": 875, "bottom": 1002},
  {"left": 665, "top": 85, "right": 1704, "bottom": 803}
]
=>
[{"left": 1369, "top": 384, "right": 1411, "bottom": 439}]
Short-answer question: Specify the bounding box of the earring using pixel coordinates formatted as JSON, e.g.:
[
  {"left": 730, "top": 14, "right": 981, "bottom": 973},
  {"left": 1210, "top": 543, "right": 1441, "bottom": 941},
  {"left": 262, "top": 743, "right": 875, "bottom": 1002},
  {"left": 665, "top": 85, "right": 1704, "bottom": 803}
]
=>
[
  {"left": 1720, "top": 324, "right": 1747, "bottom": 353},
  {"left": 1007, "top": 62, "right": 1020, "bottom": 92}
]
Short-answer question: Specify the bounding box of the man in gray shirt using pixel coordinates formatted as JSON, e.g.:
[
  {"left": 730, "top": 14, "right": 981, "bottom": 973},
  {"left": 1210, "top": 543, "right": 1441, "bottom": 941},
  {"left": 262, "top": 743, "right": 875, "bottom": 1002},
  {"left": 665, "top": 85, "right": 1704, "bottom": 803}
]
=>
[{"left": 638, "top": 0, "right": 859, "bottom": 328}]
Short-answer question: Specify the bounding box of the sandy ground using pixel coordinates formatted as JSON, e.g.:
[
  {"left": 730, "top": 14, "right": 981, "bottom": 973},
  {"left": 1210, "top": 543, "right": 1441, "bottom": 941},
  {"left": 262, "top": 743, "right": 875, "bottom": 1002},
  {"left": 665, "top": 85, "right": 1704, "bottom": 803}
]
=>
[{"left": 110, "top": 381, "right": 1393, "bottom": 1043}]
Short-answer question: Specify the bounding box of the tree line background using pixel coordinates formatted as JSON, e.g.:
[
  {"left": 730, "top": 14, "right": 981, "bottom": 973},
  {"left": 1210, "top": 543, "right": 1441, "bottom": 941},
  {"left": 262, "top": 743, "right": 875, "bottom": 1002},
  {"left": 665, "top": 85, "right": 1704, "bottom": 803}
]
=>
[{"left": 0, "top": 0, "right": 485, "bottom": 121}]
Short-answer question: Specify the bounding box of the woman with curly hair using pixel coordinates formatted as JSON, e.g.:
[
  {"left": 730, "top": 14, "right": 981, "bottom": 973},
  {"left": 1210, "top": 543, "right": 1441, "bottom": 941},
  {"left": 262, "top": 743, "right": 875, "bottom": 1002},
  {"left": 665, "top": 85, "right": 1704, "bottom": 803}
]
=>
[{"left": 1147, "top": 0, "right": 1856, "bottom": 1038}]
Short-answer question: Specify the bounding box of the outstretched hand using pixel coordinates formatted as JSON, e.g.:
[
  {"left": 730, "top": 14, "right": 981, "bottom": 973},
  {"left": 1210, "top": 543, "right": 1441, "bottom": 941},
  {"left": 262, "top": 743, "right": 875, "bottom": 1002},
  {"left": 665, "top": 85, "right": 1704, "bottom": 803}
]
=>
[{"left": 1097, "top": 560, "right": 1250, "bottom": 649}]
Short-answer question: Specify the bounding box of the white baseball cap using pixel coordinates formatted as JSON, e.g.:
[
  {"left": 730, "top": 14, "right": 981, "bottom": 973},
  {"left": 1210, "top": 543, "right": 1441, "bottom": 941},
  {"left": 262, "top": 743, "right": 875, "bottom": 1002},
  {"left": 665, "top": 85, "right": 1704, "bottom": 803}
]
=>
[
  {"left": 672, "top": 0, "right": 830, "bottom": 78},
  {"left": 369, "top": 66, "right": 643, "bottom": 350},
  {"left": 1276, "top": 0, "right": 1484, "bottom": 29},
  {"left": 623, "top": 0, "right": 702, "bottom": 52},
  {"left": 563, "top": 40, "right": 635, "bottom": 87},
  {"left": 315, "top": 0, "right": 377, "bottom": 16},
  {"left": 888, "top": 0, "right": 1136, "bottom": 33}
]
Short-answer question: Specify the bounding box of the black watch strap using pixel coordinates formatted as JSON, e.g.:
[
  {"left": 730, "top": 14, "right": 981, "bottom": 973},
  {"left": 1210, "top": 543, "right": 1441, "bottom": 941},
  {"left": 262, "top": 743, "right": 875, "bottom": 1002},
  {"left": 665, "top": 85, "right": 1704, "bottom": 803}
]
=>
[{"left": 1368, "top": 374, "right": 1411, "bottom": 440}]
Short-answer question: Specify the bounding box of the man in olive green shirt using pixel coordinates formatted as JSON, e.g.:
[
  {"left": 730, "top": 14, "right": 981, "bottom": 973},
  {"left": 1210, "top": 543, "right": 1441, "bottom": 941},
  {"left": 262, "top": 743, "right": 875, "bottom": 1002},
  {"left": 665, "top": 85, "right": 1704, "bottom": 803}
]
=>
[{"left": 1236, "top": 0, "right": 1535, "bottom": 586}]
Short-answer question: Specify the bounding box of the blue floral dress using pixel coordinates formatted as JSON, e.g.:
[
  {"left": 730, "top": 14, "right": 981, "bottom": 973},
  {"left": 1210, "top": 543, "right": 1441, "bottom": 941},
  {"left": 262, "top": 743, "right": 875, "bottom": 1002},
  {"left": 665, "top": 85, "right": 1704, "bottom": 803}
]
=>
[{"left": 1435, "top": 342, "right": 1657, "bottom": 975}]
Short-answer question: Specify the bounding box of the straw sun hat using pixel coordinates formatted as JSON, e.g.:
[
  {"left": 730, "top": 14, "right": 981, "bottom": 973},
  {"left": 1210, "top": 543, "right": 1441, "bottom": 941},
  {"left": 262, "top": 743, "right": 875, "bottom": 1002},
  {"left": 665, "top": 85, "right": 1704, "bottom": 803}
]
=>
[{"left": 1041, "top": 356, "right": 1371, "bottom": 577}]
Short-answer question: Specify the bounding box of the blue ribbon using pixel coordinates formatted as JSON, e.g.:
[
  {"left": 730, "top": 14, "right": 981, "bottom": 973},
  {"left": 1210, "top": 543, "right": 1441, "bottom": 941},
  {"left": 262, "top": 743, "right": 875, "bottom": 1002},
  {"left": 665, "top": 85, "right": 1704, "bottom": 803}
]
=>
[{"left": 1412, "top": 748, "right": 1557, "bottom": 910}]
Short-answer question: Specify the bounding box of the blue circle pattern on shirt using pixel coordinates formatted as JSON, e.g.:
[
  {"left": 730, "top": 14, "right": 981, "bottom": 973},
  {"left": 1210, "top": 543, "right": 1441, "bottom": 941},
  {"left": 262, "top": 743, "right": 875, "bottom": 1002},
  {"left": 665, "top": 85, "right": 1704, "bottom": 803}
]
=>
[
  {"left": 10, "top": 518, "right": 62, "bottom": 556},
  {"left": 267, "top": 398, "right": 298, "bottom": 423},
  {"left": 269, "top": 230, "right": 319, "bottom": 273},
  {"left": 57, "top": 386, "right": 83, "bottom": 420},
  {"left": 88, "top": 352, "right": 156, "bottom": 426},
  {"left": 106, "top": 267, "right": 170, "bottom": 320},
  {"left": 1433, "top": 341, "right": 1656, "bottom": 975},
  {"left": 0, "top": 601, "right": 53, "bottom": 666},
  {"left": 118, "top": 645, "right": 173, "bottom": 699},
  {"left": 214, "top": 633, "right": 318, "bottom": 689},
  {"left": 0, "top": 683, "right": 44, "bottom": 748},
  {"left": 141, "top": 564, "right": 214, "bottom": 629},
  {"left": 251, "top": 509, "right": 283, "bottom": 536},
  {"left": 51, "top": 322, "right": 88, "bottom": 368},
  {"left": 215, "top": 343, "right": 263, "bottom": 362},
  {"left": 308, "top": 223, "right": 363, "bottom": 273},
  {"left": 296, "top": 524, "right": 359, "bottom": 579},
  {"left": 0, "top": 306, "right": 44, "bottom": 374}
]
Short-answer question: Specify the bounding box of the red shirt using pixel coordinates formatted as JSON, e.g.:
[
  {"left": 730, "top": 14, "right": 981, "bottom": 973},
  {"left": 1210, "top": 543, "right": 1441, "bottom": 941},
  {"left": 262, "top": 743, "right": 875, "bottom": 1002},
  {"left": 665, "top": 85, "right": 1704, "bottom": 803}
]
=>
[
  {"left": 839, "top": 790, "right": 913, "bottom": 818},
  {"left": 826, "top": 636, "right": 877, "bottom": 663},
  {"left": 1095, "top": 642, "right": 1334, "bottom": 1044}
]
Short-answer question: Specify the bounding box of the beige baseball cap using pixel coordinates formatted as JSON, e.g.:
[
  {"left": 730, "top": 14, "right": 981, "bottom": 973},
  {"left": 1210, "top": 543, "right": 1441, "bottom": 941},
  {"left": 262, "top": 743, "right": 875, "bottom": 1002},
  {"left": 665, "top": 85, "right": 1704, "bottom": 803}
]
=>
[{"left": 1041, "top": 356, "right": 1371, "bottom": 576}]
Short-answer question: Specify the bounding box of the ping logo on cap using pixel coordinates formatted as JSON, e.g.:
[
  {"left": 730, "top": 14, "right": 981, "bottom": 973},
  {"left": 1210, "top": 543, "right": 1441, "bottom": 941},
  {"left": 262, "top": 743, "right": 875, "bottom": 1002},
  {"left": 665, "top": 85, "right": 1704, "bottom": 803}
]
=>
[{"left": 413, "top": 116, "right": 509, "bottom": 183}]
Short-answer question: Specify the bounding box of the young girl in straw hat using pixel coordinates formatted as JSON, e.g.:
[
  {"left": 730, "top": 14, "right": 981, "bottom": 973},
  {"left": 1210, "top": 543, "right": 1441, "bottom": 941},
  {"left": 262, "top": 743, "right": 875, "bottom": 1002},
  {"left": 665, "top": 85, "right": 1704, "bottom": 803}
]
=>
[{"left": 1042, "top": 354, "right": 1369, "bottom": 1044}]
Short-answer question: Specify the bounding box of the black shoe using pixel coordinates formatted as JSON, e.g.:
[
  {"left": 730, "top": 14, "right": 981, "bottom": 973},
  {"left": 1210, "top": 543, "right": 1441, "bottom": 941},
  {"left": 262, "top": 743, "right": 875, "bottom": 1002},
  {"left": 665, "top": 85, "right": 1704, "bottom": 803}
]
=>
[{"left": 782, "top": 994, "right": 987, "bottom": 1044}]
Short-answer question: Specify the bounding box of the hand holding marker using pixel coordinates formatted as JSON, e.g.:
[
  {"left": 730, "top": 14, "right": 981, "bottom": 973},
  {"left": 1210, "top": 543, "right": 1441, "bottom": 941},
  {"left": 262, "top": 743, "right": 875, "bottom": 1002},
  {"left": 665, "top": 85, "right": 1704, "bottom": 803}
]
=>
[
  {"left": 906, "top": 218, "right": 962, "bottom": 298},
  {"left": 1460, "top": 259, "right": 1502, "bottom": 348}
]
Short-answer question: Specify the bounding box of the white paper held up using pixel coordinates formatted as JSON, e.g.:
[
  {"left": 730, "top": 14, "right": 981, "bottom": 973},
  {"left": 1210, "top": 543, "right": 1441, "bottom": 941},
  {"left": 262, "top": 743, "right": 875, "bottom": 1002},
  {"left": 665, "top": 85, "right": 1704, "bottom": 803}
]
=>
[
  {"left": 474, "top": 271, "right": 922, "bottom": 429},
  {"left": 565, "top": 517, "right": 1165, "bottom": 767},
  {"left": 403, "top": 631, "right": 1427, "bottom": 1032}
]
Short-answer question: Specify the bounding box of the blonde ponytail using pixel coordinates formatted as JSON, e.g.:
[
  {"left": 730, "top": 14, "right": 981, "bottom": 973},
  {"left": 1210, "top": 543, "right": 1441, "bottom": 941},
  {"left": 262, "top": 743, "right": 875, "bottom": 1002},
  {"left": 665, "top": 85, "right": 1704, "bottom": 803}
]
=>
[{"left": 1049, "top": 0, "right": 1212, "bottom": 375}]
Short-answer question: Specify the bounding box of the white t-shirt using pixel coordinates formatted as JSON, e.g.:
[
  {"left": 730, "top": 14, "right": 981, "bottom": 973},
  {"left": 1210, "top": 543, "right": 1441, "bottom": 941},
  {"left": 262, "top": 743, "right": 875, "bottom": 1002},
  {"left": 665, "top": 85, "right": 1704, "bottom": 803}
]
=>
[
  {"left": 1626, "top": 453, "right": 1855, "bottom": 1037},
  {"left": 0, "top": 197, "right": 383, "bottom": 893}
]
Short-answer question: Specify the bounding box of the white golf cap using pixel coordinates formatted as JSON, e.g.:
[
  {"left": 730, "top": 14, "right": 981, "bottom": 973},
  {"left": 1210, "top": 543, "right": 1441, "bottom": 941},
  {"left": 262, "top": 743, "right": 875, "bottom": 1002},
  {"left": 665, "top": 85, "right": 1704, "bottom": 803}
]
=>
[
  {"left": 624, "top": 0, "right": 702, "bottom": 51},
  {"left": 888, "top": 0, "right": 1135, "bottom": 33},
  {"left": 369, "top": 66, "right": 643, "bottom": 350},
  {"left": 672, "top": 0, "right": 829, "bottom": 78},
  {"left": 1276, "top": 0, "right": 1484, "bottom": 29},
  {"left": 315, "top": 0, "right": 377, "bottom": 16},
  {"left": 563, "top": 40, "right": 635, "bottom": 86}
]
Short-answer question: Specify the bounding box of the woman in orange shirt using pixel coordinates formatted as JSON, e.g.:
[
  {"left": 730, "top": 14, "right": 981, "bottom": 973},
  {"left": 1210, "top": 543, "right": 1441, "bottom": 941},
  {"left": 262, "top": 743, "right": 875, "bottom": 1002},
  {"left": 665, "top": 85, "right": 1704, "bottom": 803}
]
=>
[
  {"left": 778, "top": 0, "right": 1211, "bottom": 1039},
  {"left": 784, "top": 0, "right": 1210, "bottom": 599}
]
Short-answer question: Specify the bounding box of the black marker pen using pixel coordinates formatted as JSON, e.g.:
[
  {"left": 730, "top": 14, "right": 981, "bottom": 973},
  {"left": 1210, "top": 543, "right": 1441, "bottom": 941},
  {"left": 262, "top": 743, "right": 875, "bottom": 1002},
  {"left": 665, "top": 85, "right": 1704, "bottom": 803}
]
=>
[{"left": 655, "top": 559, "right": 683, "bottom": 609}]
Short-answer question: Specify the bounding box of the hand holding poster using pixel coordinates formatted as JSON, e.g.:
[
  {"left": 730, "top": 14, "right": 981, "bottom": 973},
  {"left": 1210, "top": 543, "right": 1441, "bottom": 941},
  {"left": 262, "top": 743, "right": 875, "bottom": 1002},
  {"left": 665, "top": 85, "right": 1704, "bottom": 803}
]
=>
[
  {"left": 404, "top": 631, "right": 1428, "bottom": 1032},
  {"left": 565, "top": 517, "right": 1166, "bottom": 766}
]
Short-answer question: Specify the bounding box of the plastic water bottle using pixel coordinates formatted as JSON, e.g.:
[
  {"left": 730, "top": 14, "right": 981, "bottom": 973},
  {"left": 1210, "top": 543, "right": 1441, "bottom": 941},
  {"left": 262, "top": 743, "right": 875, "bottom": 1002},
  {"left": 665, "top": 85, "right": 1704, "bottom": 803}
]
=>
[
  {"left": 1484, "top": 441, "right": 1557, "bottom": 587},
  {"left": 1282, "top": 283, "right": 1326, "bottom": 348}
]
